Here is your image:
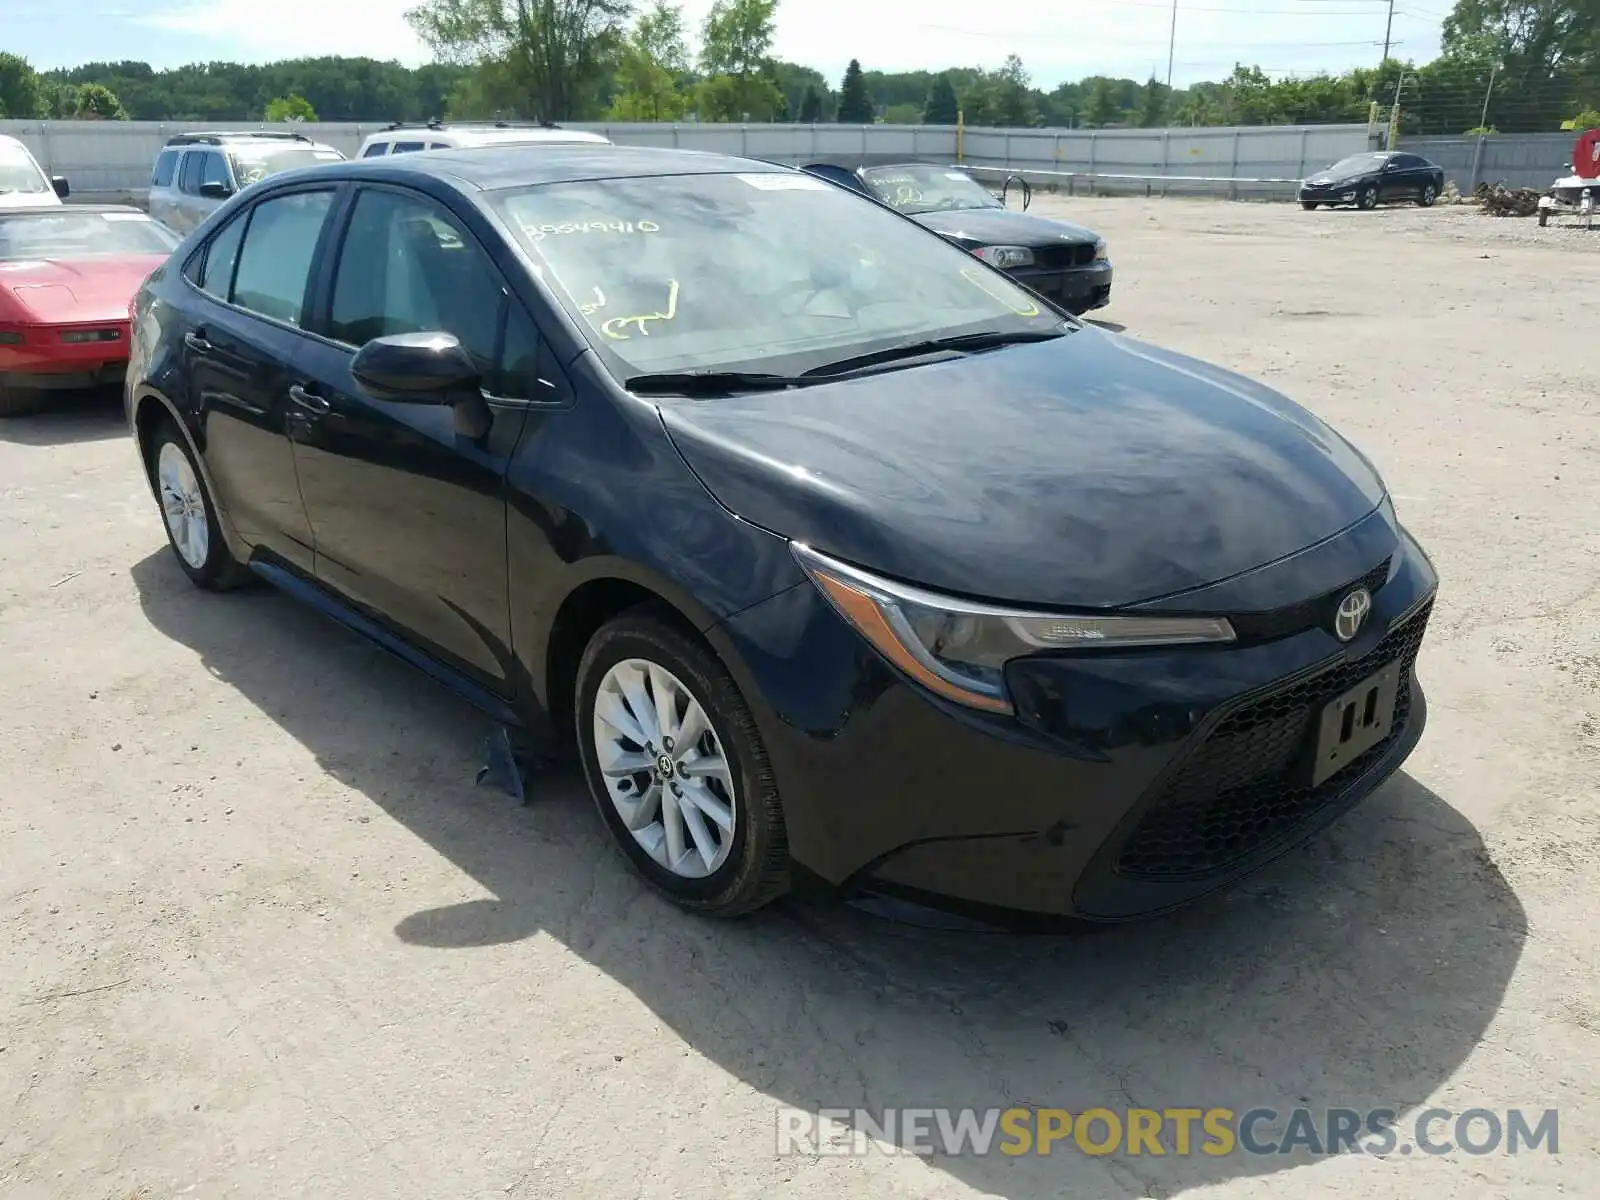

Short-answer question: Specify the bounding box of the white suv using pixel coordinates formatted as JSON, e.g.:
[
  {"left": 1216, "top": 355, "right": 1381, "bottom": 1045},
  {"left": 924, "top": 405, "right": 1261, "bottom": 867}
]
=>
[
  {"left": 0, "top": 134, "right": 67, "bottom": 209},
  {"left": 148, "top": 131, "right": 345, "bottom": 234},
  {"left": 356, "top": 121, "right": 611, "bottom": 159}
]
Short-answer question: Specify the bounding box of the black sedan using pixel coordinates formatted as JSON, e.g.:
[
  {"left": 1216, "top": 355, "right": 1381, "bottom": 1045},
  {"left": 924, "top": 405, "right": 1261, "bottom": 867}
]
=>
[
  {"left": 803, "top": 161, "right": 1112, "bottom": 315},
  {"left": 1299, "top": 151, "right": 1446, "bottom": 210},
  {"left": 126, "top": 144, "right": 1436, "bottom": 925}
]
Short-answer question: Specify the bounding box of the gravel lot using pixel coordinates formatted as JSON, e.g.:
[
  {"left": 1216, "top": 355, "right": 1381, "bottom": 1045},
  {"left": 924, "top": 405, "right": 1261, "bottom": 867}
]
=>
[{"left": 3, "top": 198, "right": 1597, "bottom": 1200}]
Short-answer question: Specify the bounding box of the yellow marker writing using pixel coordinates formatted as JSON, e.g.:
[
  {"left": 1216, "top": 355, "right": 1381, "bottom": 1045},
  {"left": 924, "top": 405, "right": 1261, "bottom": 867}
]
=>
[{"left": 601, "top": 279, "right": 680, "bottom": 340}]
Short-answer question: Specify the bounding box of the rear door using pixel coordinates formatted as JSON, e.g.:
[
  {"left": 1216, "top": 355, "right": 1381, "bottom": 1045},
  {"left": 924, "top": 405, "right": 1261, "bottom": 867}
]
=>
[
  {"left": 176, "top": 184, "right": 342, "bottom": 573},
  {"left": 286, "top": 184, "right": 533, "bottom": 692}
]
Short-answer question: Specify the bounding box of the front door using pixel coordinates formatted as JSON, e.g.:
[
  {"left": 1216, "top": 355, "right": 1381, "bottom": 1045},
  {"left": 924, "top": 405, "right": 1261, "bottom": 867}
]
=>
[
  {"left": 178, "top": 187, "right": 339, "bottom": 574},
  {"left": 287, "top": 185, "right": 533, "bottom": 694}
]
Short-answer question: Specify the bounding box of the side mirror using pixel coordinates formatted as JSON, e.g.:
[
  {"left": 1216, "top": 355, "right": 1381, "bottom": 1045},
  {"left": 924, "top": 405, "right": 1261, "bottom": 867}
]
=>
[
  {"left": 51, "top": 176, "right": 69, "bottom": 199},
  {"left": 352, "top": 332, "right": 490, "bottom": 437},
  {"left": 199, "top": 181, "right": 233, "bottom": 200}
]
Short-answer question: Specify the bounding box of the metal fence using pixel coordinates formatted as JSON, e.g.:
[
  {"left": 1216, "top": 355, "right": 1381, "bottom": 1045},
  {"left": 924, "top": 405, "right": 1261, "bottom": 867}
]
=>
[
  {"left": 1397, "top": 132, "right": 1577, "bottom": 191},
  {"left": 0, "top": 117, "right": 1374, "bottom": 203}
]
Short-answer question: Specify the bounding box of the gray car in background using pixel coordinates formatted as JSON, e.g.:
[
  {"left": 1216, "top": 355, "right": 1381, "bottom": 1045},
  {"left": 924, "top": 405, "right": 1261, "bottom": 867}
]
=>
[{"left": 147, "top": 131, "right": 345, "bottom": 234}]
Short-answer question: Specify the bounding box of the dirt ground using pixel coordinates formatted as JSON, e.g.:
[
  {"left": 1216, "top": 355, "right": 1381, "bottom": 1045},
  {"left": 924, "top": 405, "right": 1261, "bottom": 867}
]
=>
[{"left": 2, "top": 198, "right": 1597, "bottom": 1200}]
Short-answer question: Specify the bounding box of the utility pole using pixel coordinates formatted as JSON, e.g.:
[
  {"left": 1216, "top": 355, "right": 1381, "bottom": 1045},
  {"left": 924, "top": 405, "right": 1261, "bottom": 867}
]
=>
[
  {"left": 1467, "top": 65, "right": 1498, "bottom": 189},
  {"left": 1381, "top": 0, "right": 1394, "bottom": 66},
  {"left": 1166, "top": 0, "right": 1178, "bottom": 88}
]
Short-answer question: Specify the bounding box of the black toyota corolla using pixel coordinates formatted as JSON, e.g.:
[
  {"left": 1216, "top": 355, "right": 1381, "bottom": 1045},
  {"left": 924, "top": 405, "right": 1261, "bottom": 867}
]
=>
[{"left": 126, "top": 144, "right": 1436, "bottom": 924}]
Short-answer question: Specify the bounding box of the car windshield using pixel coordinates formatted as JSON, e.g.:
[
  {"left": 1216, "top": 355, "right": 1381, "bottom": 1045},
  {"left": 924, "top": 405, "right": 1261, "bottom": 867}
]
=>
[
  {"left": 859, "top": 165, "right": 1000, "bottom": 215},
  {"left": 0, "top": 211, "right": 179, "bottom": 261},
  {"left": 229, "top": 145, "right": 345, "bottom": 187},
  {"left": 493, "top": 171, "right": 1061, "bottom": 381},
  {"left": 0, "top": 146, "right": 50, "bottom": 196},
  {"left": 1323, "top": 154, "right": 1387, "bottom": 176}
]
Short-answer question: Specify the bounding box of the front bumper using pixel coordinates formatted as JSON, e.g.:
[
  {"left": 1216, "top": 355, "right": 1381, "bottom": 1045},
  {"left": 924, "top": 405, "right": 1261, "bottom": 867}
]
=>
[
  {"left": 1009, "top": 260, "right": 1112, "bottom": 314},
  {"left": 1299, "top": 184, "right": 1361, "bottom": 205},
  {"left": 713, "top": 515, "right": 1437, "bottom": 922},
  {"left": 0, "top": 321, "right": 131, "bottom": 390}
]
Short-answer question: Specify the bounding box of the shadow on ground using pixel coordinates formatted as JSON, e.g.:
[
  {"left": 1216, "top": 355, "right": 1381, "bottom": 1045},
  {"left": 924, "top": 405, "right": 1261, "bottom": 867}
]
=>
[
  {"left": 132, "top": 550, "right": 1526, "bottom": 1198},
  {"left": 0, "top": 387, "right": 125, "bottom": 446}
]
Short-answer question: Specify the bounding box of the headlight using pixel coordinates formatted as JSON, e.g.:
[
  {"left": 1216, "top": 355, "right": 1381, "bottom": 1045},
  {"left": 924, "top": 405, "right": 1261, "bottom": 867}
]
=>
[
  {"left": 792, "top": 544, "right": 1237, "bottom": 714},
  {"left": 972, "top": 244, "right": 1034, "bottom": 269},
  {"left": 1092, "top": 237, "right": 1108, "bottom": 261}
]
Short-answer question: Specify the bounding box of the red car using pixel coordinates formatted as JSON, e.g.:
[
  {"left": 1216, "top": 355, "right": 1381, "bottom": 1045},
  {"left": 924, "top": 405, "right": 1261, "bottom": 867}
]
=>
[{"left": 0, "top": 205, "right": 179, "bottom": 416}]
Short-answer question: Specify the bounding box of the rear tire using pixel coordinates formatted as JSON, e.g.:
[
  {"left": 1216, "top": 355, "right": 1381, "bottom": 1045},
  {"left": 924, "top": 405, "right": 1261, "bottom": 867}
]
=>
[
  {"left": 0, "top": 388, "right": 45, "bottom": 418},
  {"left": 1301, "top": 201, "right": 1318, "bottom": 210},
  {"left": 1539, "top": 209, "right": 1550, "bottom": 227},
  {"left": 575, "top": 605, "right": 789, "bottom": 917},
  {"left": 1417, "top": 184, "right": 1437, "bottom": 207},
  {"left": 146, "top": 419, "right": 251, "bottom": 591}
]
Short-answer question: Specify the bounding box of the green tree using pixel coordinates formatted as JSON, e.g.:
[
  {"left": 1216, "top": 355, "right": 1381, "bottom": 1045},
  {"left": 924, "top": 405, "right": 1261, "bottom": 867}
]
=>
[
  {"left": 610, "top": 1, "right": 690, "bottom": 119},
  {"left": 405, "top": 0, "right": 633, "bottom": 121},
  {"left": 265, "top": 93, "right": 317, "bottom": 121},
  {"left": 1138, "top": 77, "right": 1168, "bottom": 127},
  {"left": 835, "top": 58, "right": 873, "bottom": 122},
  {"left": 696, "top": 0, "right": 784, "bottom": 120},
  {"left": 923, "top": 73, "right": 958, "bottom": 124},
  {"left": 1568, "top": 106, "right": 1600, "bottom": 127},
  {"left": 798, "top": 82, "right": 826, "bottom": 121},
  {"left": 1084, "top": 77, "right": 1117, "bottom": 127},
  {"left": 0, "top": 52, "right": 45, "bottom": 119},
  {"left": 992, "top": 54, "right": 1036, "bottom": 126},
  {"left": 73, "top": 82, "right": 128, "bottom": 119}
]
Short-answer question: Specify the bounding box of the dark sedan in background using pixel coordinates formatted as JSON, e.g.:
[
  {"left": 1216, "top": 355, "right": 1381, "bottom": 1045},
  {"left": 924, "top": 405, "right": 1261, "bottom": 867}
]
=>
[
  {"left": 803, "top": 161, "right": 1113, "bottom": 315},
  {"left": 126, "top": 144, "right": 1435, "bottom": 927},
  {"left": 1299, "top": 151, "right": 1446, "bottom": 210}
]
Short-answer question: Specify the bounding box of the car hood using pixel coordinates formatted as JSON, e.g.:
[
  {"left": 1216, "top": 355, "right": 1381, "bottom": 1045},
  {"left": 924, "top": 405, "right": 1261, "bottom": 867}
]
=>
[
  {"left": 0, "top": 192, "right": 63, "bottom": 210},
  {"left": 1304, "top": 172, "right": 1370, "bottom": 187},
  {"left": 0, "top": 255, "right": 164, "bottom": 324},
  {"left": 660, "top": 328, "right": 1386, "bottom": 608},
  {"left": 912, "top": 206, "right": 1099, "bottom": 248}
]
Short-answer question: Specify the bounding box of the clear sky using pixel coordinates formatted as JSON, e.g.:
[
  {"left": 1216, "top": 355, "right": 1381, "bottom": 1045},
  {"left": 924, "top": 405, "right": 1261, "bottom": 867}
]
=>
[{"left": 7, "top": 0, "right": 1448, "bottom": 89}]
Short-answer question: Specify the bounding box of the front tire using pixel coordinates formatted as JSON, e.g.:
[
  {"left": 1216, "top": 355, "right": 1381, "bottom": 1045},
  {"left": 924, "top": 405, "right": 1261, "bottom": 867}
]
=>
[
  {"left": 1358, "top": 186, "right": 1379, "bottom": 211},
  {"left": 576, "top": 607, "right": 789, "bottom": 916},
  {"left": 1539, "top": 209, "right": 1550, "bottom": 227},
  {"left": 147, "top": 419, "right": 250, "bottom": 591},
  {"left": 1417, "top": 184, "right": 1437, "bottom": 207},
  {"left": 1301, "top": 201, "right": 1318, "bottom": 210}
]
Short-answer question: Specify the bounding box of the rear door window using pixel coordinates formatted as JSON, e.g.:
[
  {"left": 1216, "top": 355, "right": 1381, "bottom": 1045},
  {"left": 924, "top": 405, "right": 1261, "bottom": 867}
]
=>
[
  {"left": 228, "top": 190, "right": 336, "bottom": 327},
  {"left": 194, "top": 211, "right": 248, "bottom": 299},
  {"left": 392, "top": 141, "right": 426, "bottom": 154}
]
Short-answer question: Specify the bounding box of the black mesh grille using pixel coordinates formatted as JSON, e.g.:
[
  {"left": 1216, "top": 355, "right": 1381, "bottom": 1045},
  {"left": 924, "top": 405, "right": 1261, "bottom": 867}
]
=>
[
  {"left": 1031, "top": 243, "right": 1098, "bottom": 270},
  {"left": 1230, "top": 558, "right": 1391, "bottom": 644},
  {"left": 1115, "top": 601, "right": 1431, "bottom": 881}
]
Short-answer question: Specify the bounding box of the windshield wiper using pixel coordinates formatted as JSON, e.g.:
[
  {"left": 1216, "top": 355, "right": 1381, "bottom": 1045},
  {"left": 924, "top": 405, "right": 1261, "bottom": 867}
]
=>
[
  {"left": 799, "top": 327, "right": 1069, "bottom": 380},
  {"left": 625, "top": 370, "right": 804, "bottom": 396}
]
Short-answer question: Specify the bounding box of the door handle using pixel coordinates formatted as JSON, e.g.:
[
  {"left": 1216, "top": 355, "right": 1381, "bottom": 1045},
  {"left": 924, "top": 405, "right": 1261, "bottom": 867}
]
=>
[
  {"left": 288, "top": 384, "right": 330, "bottom": 415},
  {"left": 183, "top": 331, "right": 212, "bottom": 353}
]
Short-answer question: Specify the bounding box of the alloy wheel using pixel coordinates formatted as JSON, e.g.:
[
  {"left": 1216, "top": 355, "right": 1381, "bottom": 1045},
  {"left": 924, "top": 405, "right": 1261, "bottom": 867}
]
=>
[
  {"left": 591, "top": 657, "right": 737, "bottom": 879},
  {"left": 157, "top": 440, "right": 209, "bottom": 569}
]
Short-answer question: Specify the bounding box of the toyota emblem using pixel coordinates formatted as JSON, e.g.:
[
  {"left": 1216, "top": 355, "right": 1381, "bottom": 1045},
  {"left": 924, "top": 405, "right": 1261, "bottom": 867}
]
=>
[{"left": 1333, "top": 586, "right": 1372, "bottom": 642}]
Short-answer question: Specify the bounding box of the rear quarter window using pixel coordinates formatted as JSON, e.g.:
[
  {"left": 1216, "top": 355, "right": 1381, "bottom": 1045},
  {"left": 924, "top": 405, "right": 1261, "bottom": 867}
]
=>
[
  {"left": 362, "top": 143, "right": 389, "bottom": 158},
  {"left": 152, "top": 149, "right": 179, "bottom": 188}
]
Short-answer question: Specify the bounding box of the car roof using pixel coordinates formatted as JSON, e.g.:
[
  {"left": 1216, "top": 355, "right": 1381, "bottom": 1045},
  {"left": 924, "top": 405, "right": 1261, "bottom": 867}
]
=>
[
  {"left": 0, "top": 203, "right": 146, "bottom": 217},
  {"left": 324, "top": 144, "right": 792, "bottom": 191}
]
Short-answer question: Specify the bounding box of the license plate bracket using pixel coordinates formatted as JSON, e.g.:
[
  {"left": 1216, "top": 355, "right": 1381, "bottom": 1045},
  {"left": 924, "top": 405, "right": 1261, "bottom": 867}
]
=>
[{"left": 1307, "top": 664, "right": 1401, "bottom": 788}]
